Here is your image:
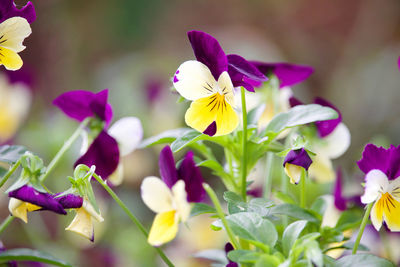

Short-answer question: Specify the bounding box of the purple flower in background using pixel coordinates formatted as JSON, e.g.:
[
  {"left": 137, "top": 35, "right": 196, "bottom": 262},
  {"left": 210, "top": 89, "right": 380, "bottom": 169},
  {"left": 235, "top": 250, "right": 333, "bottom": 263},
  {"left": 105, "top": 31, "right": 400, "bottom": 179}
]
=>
[
  {"left": 224, "top": 243, "right": 238, "bottom": 267},
  {"left": 141, "top": 146, "right": 205, "bottom": 246},
  {"left": 283, "top": 148, "right": 313, "bottom": 184},
  {"left": 0, "top": 0, "right": 36, "bottom": 24},
  {"left": 8, "top": 185, "right": 67, "bottom": 223},
  {"left": 359, "top": 144, "right": 400, "bottom": 231},
  {"left": 53, "top": 89, "right": 113, "bottom": 127},
  {"left": 172, "top": 30, "right": 267, "bottom": 136},
  {"left": 251, "top": 62, "right": 314, "bottom": 88}
]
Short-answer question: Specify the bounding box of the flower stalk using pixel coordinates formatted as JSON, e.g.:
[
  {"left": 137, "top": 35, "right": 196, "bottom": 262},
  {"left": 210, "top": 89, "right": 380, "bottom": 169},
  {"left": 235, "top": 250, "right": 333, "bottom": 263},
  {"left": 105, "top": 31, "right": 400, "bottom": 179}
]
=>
[
  {"left": 0, "top": 159, "right": 21, "bottom": 188},
  {"left": 92, "top": 173, "right": 174, "bottom": 267},
  {"left": 0, "top": 215, "right": 14, "bottom": 236},
  {"left": 352, "top": 202, "right": 373, "bottom": 254},
  {"left": 300, "top": 168, "right": 307, "bottom": 208},
  {"left": 240, "top": 87, "right": 248, "bottom": 201}
]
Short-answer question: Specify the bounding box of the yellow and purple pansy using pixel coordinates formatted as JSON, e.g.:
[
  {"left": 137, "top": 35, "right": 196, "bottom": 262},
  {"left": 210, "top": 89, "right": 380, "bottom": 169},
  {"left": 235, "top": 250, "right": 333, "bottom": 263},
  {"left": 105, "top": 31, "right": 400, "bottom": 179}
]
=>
[
  {"left": 283, "top": 148, "right": 313, "bottom": 184},
  {"left": 141, "top": 146, "right": 205, "bottom": 246},
  {"left": 172, "top": 30, "right": 267, "bottom": 136},
  {"left": 290, "top": 97, "right": 351, "bottom": 182},
  {"left": 0, "top": 0, "right": 36, "bottom": 71},
  {"left": 358, "top": 144, "right": 400, "bottom": 232},
  {"left": 53, "top": 89, "right": 143, "bottom": 183}
]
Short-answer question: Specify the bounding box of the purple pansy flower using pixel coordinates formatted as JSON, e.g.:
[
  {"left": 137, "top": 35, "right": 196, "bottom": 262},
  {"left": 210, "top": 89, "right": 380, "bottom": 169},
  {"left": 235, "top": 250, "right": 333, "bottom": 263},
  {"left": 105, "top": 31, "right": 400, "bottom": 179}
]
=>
[
  {"left": 224, "top": 243, "right": 238, "bottom": 267},
  {"left": 0, "top": 0, "right": 36, "bottom": 24},
  {"left": 8, "top": 185, "right": 67, "bottom": 223},
  {"left": 172, "top": 31, "right": 267, "bottom": 136},
  {"left": 53, "top": 89, "right": 113, "bottom": 127},
  {"left": 251, "top": 62, "right": 314, "bottom": 88},
  {"left": 333, "top": 169, "right": 347, "bottom": 211},
  {"left": 141, "top": 145, "right": 205, "bottom": 246},
  {"left": 359, "top": 144, "right": 400, "bottom": 231},
  {"left": 283, "top": 148, "right": 313, "bottom": 184}
]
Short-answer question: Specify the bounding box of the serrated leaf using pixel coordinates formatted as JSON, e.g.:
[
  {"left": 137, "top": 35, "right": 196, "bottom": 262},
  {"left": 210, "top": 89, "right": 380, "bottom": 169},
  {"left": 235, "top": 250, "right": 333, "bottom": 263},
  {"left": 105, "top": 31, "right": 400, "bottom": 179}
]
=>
[
  {"left": 334, "top": 254, "right": 394, "bottom": 267},
  {"left": 269, "top": 204, "right": 320, "bottom": 223},
  {"left": 262, "top": 104, "right": 338, "bottom": 139},
  {"left": 0, "top": 145, "right": 27, "bottom": 164},
  {"left": 282, "top": 220, "right": 308, "bottom": 256},
  {"left": 226, "top": 212, "right": 278, "bottom": 248},
  {"left": 0, "top": 248, "right": 72, "bottom": 267}
]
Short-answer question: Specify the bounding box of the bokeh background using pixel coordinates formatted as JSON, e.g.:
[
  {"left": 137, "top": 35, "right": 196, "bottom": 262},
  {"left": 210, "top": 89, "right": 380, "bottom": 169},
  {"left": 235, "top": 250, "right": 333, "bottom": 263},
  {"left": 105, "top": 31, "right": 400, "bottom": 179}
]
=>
[{"left": 1, "top": 0, "right": 400, "bottom": 266}]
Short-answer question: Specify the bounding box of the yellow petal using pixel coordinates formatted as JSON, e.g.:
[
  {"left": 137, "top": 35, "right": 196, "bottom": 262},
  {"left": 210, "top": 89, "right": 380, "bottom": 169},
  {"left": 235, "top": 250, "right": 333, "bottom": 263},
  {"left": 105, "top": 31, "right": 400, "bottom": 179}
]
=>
[
  {"left": 8, "top": 198, "right": 41, "bottom": 223},
  {"left": 284, "top": 163, "right": 303, "bottom": 184},
  {"left": 380, "top": 193, "right": 400, "bottom": 231},
  {"left": 66, "top": 207, "right": 95, "bottom": 241},
  {"left": 148, "top": 210, "right": 179, "bottom": 246},
  {"left": 0, "top": 46, "right": 23, "bottom": 70},
  {"left": 370, "top": 196, "right": 384, "bottom": 231},
  {"left": 185, "top": 93, "right": 239, "bottom": 136},
  {"left": 0, "top": 17, "right": 31, "bottom": 52}
]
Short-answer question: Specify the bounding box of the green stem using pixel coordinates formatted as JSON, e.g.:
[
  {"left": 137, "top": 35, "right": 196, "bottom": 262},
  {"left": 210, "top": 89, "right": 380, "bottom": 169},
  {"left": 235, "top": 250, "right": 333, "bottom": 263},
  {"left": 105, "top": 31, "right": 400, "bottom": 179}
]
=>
[
  {"left": 281, "top": 158, "right": 288, "bottom": 227},
  {"left": 0, "top": 159, "right": 21, "bottom": 188},
  {"left": 263, "top": 153, "right": 274, "bottom": 199},
  {"left": 203, "top": 183, "right": 241, "bottom": 250},
  {"left": 300, "top": 169, "right": 306, "bottom": 208},
  {"left": 240, "top": 87, "right": 248, "bottom": 201},
  {"left": 40, "top": 119, "right": 89, "bottom": 183},
  {"left": 0, "top": 215, "right": 14, "bottom": 236},
  {"left": 352, "top": 202, "right": 373, "bottom": 254},
  {"left": 92, "top": 173, "right": 174, "bottom": 267}
]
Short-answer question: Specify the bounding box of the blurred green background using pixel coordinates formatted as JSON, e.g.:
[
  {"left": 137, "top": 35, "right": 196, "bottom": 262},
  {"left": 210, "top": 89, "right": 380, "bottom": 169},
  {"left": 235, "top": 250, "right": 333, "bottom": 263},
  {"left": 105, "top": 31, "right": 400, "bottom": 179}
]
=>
[{"left": 1, "top": 0, "right": 400, "bottom": 266}]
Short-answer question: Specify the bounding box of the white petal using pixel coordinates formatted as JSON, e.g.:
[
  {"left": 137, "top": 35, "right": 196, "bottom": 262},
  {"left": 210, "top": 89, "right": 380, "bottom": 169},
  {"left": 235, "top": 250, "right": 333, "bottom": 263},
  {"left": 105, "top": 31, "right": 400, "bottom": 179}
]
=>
[
  {"left": 66, "top": 207, "right": 95, "bottom": 241},
  {"left": 216, "top": 71, "right": 235, "bottom": 107},
  {"left": 82, "top": 199, "right": 104, "bottom": 222},
  {"left": 173, "top": 60, "right": 216, "bottom": 101},
  {"left": 107, "top": 163, "right": 124, "bottom": 186},
  {"left": 172, "top": 180, "right": 191, "bottom": 222},
  {"left": 361, "top": 170, "right": 389, "bottom": 204},
  {"left": 108, "top": 117, "right": 143, "bottom": 156},
  {"left": 284, "top": 163, "right": 303, "bottom": 184},
  {"left": 308, "top": 155, "right": 336, "bottom": 183},
  {"left": 79, "top": 131, "right": 89, "bottom": 155},
  {"left": 278, "top": 87, "right": 293, "bottom": 112},
  {"left": 390, "top": 176, "right": 400, "bottom": 202},
  {"left": 141, "top": 176, "right": 174, "bottom": 213},
  {"left": 316, "top": 123, "right": 351, "bottom": 159},
  {"left": 321, "top": 195, "right": 341, "bottom": 228},
  {"left": 8, "top": 198, "right": 27, "bottom": 223},
  {"left": 0, "top": 17, "right": 31, "bottom": 52}
]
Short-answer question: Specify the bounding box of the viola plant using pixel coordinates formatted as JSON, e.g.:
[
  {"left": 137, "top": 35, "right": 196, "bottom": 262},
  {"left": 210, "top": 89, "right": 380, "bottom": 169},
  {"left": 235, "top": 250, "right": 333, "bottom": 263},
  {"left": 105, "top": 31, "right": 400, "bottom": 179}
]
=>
[{"left": 0, "top": 6, "right": 398, "bottom": 266}]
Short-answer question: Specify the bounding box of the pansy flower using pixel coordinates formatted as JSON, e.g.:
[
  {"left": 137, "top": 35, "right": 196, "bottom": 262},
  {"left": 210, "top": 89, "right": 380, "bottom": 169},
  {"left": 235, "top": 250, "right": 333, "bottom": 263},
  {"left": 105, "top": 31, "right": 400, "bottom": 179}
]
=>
[
  {"left": 141, "top": 146, "right": 205, "bottom": 246},
  {"left": 0, "top": 0, "right": 36, "bottom": 71},
  {"left": 0, "top": 71, "right": 32, "bottom": 143},
  {"left": 290, "top": 97, "right": 350, "bottom": 182},
  {"left": 57, "top": 194, "right": 104, "bottom": 242},
  {"left": 54, "top": 89, "right": 143, "bottom": 183},
  {"left": 172, "top": 30, "right": 267, "bottom": 136},
  {"left": 283, "top": 148, "right": 313, "bottom": 184},
  {"left": 8, "top": 185, "right": 66, "bottom": 223},
  {"left": 358, "top": 144, "right": 400, "bottom": 231}
]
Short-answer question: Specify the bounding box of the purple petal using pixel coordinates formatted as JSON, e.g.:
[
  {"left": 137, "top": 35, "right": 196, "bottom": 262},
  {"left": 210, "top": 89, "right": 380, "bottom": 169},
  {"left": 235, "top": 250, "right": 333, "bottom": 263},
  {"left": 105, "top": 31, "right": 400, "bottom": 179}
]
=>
[
  {"left": 203, "top": 121, "right": 217, "bottom": 136},
  {"left": 53, "top": 90, "right": 97, "bottom": 122},
  {"left": 187, "top": 30, "right": 228, "bottom": 80},
  {"left": 289, "top": 96, "right": 303, "bottom": 107},
  {"left": 227, "top": 54, "right": 268, "bottom": 91},
  {"left": 89, "top": 89, "right": 113, "bottom": 127},
  {"left": 251, "top": 62, "right": 314, "bottom": 88},
  {"left": 283, "top": 148, "right": 313, "bottom": 170},
  {"left": 333, "top": 169, "right": 347, "bottom": 211},
  {"left": 75, "top": 131, "right": 120, "bottom": 179},
  {"left": 224, "top": 242, "right": 234, "bottom": 254},
  {"left": 8, "top": 186, "right": 66, "bottom": 215},
  {"left": 177, "top": 151, "right": 205, "bottom": 203},
  {"left": 313, "top": 97, "right": 342, "bottom": 138},
  {"left": 56, "top": 194, "right": 83, "bottom": 209},
  {"left": 0, "top": 0, "right": 36, "bottom": 24},
  {"left": 5, "top": 68, "right": 34, "bottom": 88},
  {"left": 398, "top": 56, "right": 400, "bottom": 71},
  {"left": 145, "top": 76, "right": 163, "bottom": 104},
  {"left": 357, "top": 144, "right": 400, "bottom": 180},
  {"left": 159, "top": 146, "right": 179, "bottom": 188},
  {"left": 224, "top": 243, "right": 238, "bottom": 267}
]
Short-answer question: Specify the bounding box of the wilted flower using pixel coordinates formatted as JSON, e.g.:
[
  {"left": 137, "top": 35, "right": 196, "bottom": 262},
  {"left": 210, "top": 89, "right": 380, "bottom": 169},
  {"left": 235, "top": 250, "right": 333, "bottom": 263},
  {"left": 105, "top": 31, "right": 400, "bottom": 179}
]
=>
[
  {"left": 141, "top": 146, "right": 205, "bottom": 246},
  {"left": 0, "top": 0, "right": 36, "bottom": 71},
  {"left": 172, "top": 30, "right": 267, "bottom": 136},
  {"left": 358, "top": 144, "right": 400, "bottom": 232},
  {"left": 283, "top": 148, "right": 313, "bottom": 184}
]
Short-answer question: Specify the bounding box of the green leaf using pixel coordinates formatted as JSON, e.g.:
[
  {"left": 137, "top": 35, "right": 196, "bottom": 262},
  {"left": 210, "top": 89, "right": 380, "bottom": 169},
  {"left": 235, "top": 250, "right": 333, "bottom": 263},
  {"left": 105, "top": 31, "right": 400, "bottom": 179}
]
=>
[
  {"left": 227, "top": 250, "right": 263, "bottom": 264},
  {"left": 171, "top": 129, "right": 203, "bottom": 152},
  {"left": 262, "top": 104, "right": 338, "bottom": 139},
  {"left": 193, "top": 249, "right": 227, "bottom": 264},
  {"left": 223, "top": 191, "right": 246, "bottom": 214},
  {"left": 139, "top": 128, "right": 191, "bottom": 148},
  {"left": 0, "top": 248, "right": 72, "bottom": 267},
  {"left": 254, "top": 255, "right": 282, "bottom": 267},
  {"left": 190, "top": 203, "right": 217, "bottom": 217},
  {"left": 282, "top": 220, "right": 308, "bottom": 256},
  {"left": 197, "top": 160, "right": 233, "bottom": 188},
  {"left": 269, "top": 204, "right": 320, "bottom": 223},
  {"left": 335, "top": 209, "right": 363, "bottom": 231},
  {"left": 310, "top": 196, "right": 328, "bottom": 217},
  {"left": 248, "top": 104, "right": 266, "bottom": 127},
  {"left": 226, "top": 212, "right": 278, "bottom": 248},
  {"left": 334, "top": 254, "right": 395, "bottom": 267},
  {"left": 247, "top": 198, "right": 274, "bottom": 217},
  {"left": 274, "top": 191, "right": 296, "bottom": 205},
  {"left": 0, "top": 145, "right": 27, "bottom": 164},
  {"left": 342, "top": 241, "right": 369, "bottom": 251}
]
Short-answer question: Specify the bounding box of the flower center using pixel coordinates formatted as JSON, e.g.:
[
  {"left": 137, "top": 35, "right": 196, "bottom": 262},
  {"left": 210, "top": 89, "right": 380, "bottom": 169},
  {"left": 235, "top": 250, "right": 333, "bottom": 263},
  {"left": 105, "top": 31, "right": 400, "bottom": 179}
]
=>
[{"left": 207, "top": 93, "right": 227, "bottom": 112}]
